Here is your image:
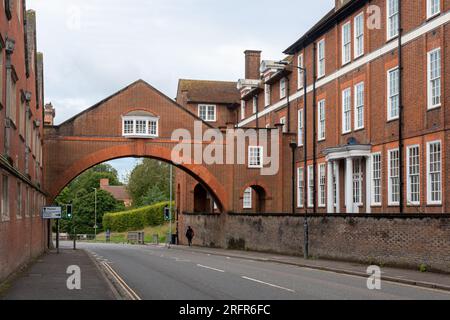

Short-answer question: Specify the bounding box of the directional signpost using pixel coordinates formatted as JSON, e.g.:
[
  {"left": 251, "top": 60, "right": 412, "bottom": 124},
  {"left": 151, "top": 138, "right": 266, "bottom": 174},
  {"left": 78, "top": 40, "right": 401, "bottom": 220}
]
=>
[{"left": 42, "top": 206, "right": 62, "bottom": 253}]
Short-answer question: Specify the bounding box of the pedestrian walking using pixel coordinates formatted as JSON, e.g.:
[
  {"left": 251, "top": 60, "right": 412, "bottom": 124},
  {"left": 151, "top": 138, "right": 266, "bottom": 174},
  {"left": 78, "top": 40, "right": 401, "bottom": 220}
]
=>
[{"left": 186, "top": 226, "right": 194, "bottom": 247}]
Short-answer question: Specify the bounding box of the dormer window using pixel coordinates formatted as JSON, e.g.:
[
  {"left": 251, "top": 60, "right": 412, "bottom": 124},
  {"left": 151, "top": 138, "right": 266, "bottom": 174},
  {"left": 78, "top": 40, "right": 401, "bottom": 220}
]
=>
[{"left": 122, "top": 111, "right": 159, "bottom": 138}]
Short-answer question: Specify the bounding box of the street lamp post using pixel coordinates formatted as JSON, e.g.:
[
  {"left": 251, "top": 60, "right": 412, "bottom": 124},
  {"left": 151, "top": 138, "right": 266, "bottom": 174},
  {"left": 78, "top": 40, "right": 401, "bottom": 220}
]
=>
[
  {"left": 93, "top": 187, "right": 98, "bottom": 241},
  {"left": 278, "top": 60, "right": 309, "bottom": 259}
]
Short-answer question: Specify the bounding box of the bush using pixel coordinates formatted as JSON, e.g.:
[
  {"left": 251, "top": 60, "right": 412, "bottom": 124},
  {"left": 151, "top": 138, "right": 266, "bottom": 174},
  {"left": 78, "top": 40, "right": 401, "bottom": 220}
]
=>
[{"left": 103, "top": 201, "right": 174, "bottom": 232}]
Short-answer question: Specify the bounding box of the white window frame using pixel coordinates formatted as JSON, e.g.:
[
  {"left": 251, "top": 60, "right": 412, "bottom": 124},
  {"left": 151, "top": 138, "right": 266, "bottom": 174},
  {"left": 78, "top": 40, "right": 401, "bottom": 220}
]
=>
[
  {"left": 354, "top": 13, "right": 364, "bottom": 58},
  {"left": 388, "top": 149, "right": 400, "bottom": 206},
  {"left": 280, "top": 78, "right": 287, "bottom": 99},
  {"left": 280, "top": 117, "right": 287, "bottom": 133},
  {"left": 353, "top": 159, "right": 363, "bottom": 206},
  {"left": 318, "top": 163, "right": 326, "bottom": 208},
  {"left": 427, "top": 140, "right": 442, "bottom": 205},
  {"left": 307, "top": 165, "right": 314, "bottom": 208},
  {"left": 342, "top": 22, "right": 352, "bottom": 65},
  {"left": 248, "top": 146, "right": 263, "bottom": 169},
  {"left": 407, "top": 145, "right": 421, "bottom": 206},
  {"left": 252, "top": 96, "right": 257, "bottom": 114},
  {"left": 318, "top": 99, "right": 326, "bottom": 141},
  {"left": 298, "top": 109, "right": 304, "bottom": 146},
  {"left": 241, "top": 101, "right": 246, "bottom": 120},
  {"left": 342, "top": 88, "right": 352, "bottom": 134},
  {"left": 122, "top": 116, "right": 159, "bottom": 138},
  {"left": 427, "top": 0, "right": 441, "bottom": 19},
  {"left": 297, "top": 54, "right": 304, "bottom": 89},
  {"left": 387, "top": 0, "right": 399, "bottom": 41},
  {"left": 354, "top": 82, "right": 365, "bottom": 130},
  {"left": 264, "top": 84, "right": 271, "bottom": 107},
  {"left": 297, "top": 167, "right": 304, "bottom": 208},
  {"left": 198, "top": 104, "right": 217, "bottom": 122},
  {"left": 427, "top": 48, "right": 441, "bottom": 110},
  {"left": 371, "top": 153, "right": 382, "bottom": 206},
  {"left": 243, "top": 187, "right": 253, "bottom": 209},
  {"left": 1, "top": 175, "right": 9, "bottom": 221},
  {"left": 387, "top": 67, "right": 400, "bottom": 121},
  {"left": 317, "top": 39, "right": 326, "bottom": 78}
]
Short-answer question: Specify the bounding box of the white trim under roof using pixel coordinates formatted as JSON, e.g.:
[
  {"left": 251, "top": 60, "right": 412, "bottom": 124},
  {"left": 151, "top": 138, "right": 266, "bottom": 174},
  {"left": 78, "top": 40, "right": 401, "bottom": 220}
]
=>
[{"left": 237, "top": 11, "right": 450, "bottom": 127}]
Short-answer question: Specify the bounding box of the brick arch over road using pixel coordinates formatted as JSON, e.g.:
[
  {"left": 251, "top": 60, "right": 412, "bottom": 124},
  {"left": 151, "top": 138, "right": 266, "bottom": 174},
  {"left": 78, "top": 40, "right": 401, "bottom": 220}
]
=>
[{"left": 43, "top": 80, "right": 230, "bottom": 212}]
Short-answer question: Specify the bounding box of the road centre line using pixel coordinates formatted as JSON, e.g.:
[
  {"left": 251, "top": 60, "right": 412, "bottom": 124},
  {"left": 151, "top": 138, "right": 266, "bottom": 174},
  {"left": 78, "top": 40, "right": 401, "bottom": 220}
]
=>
[
  {"left": 197, "top": 264, "right": 225, "bottom": 273},
  {"left": 241, "top": 276, "right": 295, "bottom": 293}
]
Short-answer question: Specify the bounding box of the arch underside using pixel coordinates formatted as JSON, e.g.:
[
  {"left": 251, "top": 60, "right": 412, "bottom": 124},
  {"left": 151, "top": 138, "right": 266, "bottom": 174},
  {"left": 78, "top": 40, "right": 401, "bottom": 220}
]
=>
[{"left": 47, "top": 143, "right": 228, "bottom": 213}]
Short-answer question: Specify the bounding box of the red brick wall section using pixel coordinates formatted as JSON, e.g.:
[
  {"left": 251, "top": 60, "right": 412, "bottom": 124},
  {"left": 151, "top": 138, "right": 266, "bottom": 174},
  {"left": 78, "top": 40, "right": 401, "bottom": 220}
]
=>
[{"left": 181, "top": 213, "right": 450, "bottom": 273}]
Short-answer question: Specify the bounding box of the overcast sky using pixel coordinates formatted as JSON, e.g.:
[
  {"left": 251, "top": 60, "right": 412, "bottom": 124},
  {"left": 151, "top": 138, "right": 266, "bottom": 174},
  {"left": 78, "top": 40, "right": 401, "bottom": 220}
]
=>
[{"left": 27, "top": 0, "right": 334, "bottom": 181}]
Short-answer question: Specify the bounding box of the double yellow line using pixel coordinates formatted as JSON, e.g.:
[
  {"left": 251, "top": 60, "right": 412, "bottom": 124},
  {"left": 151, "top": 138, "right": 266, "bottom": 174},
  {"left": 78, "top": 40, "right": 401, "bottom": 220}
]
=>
[{"left": 101, "top": 262, "right": 142, "bottom": 300}]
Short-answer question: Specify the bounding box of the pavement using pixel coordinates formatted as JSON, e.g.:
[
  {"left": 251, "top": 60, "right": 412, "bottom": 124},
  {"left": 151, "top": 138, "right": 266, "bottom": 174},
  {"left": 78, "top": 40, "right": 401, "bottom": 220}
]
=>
[{"left": 0, "top": 248, "right": 117, "bottom": 300}]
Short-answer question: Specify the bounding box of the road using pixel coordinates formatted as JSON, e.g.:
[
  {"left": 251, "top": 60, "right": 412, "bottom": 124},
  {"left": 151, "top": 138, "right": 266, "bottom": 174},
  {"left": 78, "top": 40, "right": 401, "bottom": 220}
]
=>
[{"left": 67, "top": 242, "right": 450, "bottom": 300}]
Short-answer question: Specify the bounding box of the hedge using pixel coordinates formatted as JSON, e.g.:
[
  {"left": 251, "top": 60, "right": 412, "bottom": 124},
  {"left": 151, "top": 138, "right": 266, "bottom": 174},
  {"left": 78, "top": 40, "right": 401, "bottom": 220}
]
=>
[{"left": 103, "top": 201, "right": 174, "bottom": 232}]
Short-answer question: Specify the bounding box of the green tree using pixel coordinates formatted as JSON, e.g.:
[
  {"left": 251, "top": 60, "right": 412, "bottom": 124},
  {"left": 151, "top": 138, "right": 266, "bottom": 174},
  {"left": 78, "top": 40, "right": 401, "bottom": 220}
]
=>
[
  {"left": 127, "top": 159, "right": 173, "bottom": 207},
  {"left": 55, "top": 164, "right": 125, "bottom": 234}
]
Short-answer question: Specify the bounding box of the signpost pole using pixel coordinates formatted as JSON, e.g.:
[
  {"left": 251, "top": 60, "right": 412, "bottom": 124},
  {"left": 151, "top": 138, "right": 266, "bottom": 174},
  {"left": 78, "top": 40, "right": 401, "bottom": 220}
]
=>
[{"left": 56, "top": 219, "right": 60, "bottom": 254}]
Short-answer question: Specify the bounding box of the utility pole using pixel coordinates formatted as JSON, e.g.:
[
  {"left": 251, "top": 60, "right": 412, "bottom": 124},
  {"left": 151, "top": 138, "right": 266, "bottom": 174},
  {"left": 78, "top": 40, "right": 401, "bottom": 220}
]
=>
[{"left": 93, "top": 188, "right": 98, "bottom": 241}]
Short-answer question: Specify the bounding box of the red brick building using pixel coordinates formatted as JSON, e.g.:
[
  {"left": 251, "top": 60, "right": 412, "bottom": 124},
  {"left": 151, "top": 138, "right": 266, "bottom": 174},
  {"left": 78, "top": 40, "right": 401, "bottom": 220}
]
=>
[
  {"left": 232, "top": 0, "right": 449, "bottom": 215},
  {"left": 0, "top": 1, "right": 48, "bottom": 281},
  {"left": 100, "top": 178, "right": 132, "bottom": 207}
]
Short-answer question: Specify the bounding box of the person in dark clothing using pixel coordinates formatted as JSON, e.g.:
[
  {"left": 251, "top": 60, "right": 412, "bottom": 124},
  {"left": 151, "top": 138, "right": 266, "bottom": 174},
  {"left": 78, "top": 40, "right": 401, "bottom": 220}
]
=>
[{"left": 186, "top": 226, "right": 194, "bottom": 247}]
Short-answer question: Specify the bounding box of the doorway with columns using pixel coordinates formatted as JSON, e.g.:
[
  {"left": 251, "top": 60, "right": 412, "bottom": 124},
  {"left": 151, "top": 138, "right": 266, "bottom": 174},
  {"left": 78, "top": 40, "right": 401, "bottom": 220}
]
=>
[{"left": 324, "top": 145, "right": 372, "bottom": 214}]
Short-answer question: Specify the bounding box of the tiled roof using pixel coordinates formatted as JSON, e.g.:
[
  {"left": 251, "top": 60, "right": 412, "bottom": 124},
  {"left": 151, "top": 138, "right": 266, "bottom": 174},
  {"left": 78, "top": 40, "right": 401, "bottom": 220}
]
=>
[
  {"left": 178, "top": 79, "right": 240, "bottom": 104},
  {"left": 101, "top": 185, "right": 130, "bottom": 201}
]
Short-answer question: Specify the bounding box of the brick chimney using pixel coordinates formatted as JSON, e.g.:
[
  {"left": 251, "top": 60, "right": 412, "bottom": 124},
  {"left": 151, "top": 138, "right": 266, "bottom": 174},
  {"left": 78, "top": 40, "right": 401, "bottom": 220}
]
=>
[
  {"left": 244, "top": 50, "right": 262, "bottom": 80},
  {"left": 100, "top": 178, "right": 110, "bottom": 187},
  {"left": 44, "top": 103, "right": 55, "bottom": 126},
  {"left": 335, "top": 0, "right": 352, "bottom": 11}
]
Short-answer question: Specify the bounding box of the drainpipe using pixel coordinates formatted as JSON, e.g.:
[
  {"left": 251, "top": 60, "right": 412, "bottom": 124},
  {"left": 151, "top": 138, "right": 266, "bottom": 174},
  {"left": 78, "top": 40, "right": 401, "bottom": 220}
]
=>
[
  {"left": 287, "top": 77, "right": 291, "bottom": 132},
  {"left": 255, "top": 94, "right": 259, "bottom": 128},
  {"left": 312, "top": 43, "right": 318, "bottom": 214},
  {"left": 398, "top": 0, "right": 404, "bottom": 214}
]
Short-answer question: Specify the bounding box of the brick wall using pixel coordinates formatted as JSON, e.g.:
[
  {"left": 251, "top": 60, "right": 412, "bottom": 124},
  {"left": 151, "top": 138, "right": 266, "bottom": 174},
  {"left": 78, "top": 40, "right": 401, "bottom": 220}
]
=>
[{"left": 181, "top": 213, "right": 450, "bottom": 273}]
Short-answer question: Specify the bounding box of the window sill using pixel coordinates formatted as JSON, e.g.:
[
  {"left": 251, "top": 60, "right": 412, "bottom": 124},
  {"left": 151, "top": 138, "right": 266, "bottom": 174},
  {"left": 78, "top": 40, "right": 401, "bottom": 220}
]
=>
[
  {"left": 123, "top": 135, "right": 159, "bottom": 139},
  {"left": 386, "top": 35, "right": 399, "bottom": 44},
  {"left": 387, "top": 117, "right": 399, "bottom": 124},
  {"left": 426, "top": 12, "right": 440, "bottom": 22},
  {"left": 342, "top": 131, "right": 352, "bottom": 136},
  {"left": 353, "top": 53, "right": 364, "bottom": 61},
  {"left": 427, "top": 104, "right": 441, "bottom": 111},
  {"left": 354, "top": 127, "right": 365, "bottom": 132},
  {"left": 342, "top": 60, "right": 351, "bottom": 67}
]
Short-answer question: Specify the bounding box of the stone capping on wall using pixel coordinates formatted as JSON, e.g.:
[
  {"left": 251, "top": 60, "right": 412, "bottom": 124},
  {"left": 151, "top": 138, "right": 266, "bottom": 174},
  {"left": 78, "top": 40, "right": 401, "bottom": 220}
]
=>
[{"left": 183, "top": 211, "right": 450, "bottom": 220}]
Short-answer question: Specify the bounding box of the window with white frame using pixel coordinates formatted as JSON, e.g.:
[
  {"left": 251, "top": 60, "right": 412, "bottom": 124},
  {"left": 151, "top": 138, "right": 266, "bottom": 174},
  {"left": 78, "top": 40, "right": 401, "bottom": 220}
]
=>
[
  {"left": 122, "top": 116, "right": 159, "bottom": 138},
  {"left": 427, "top": 141, "right": 442, "bottom": 205},
  {"left": 353, "top": 159, "right": 363, "bottom": 205},
  {"left": 308, "top": 165, "right": 314, "bottom": 208},
  {"left": 387, "top": 0, "right": 399, "bottom": 40},
  {"left": 388, "top": 149, "right": 400, "bottom": 205},
  {"left": 6, "top": 68, "right": 17, "bottom": 126},
  {"left": 372, "top": 153, "right": 382, "bottom": 206},
  {"left": 297, "top": 167, "right": 304, "bottom": 208},
  {"left": 280, "top": 78, "right": 287, "bottom": 99},
  {"left": 428, "top": 48, "right": 441, "bottom": 109},
  {"left": 298, "top": 54, "right": 304, "bottom": 89},
  {"left": 319, "top": 164, "right": 326, "bottom": 207},
  {"left": 248, "top": 146, "right": 263, "bottom": 168},
  {"left": 407, "top": 145, "right": 420, "bottom": 205},
  {"left": 16, "top": 182, "right": 22, "bottom": 219},
  {"left": 298, "top": 109, "right": 304, "bottom": 146},
  {"left": 199, "top": 104, "right": 216, "bottom": 122},
  {"left": 342, "top": 22, "right": 352, "bottom": 65},
  {"left": 387, "top": 68, "right": 400, "bottom": 121},
  {"left": 280, "top": 117, "right": 287, "bottom": 133},
  {"left": 318, "top": 100, "right": 326, "bottom": 141},
  {"left": 427, "top": 0, "right": 440, "bottom": 18},
  {"left": 354, "top": 13, "right": 364, "bottom": 58},
  {"left": 265, "top": 84, "right": 271, "bottom": 107},
  {"left": 317, "top": 39, "right": 325, "bottom": 78},
  {"left": 0, "top": 47, "right": 3, "bottom": 105},
  {"left": 354, "top": 82, "right": 364, "bottom": 130},
  {"left": 1, "top": 175, "right": 9, "bottom": 221},
  {"left": 241, "top": 100, "right": 246, "bottom": 120},
  {"left": 253, "top": 97, "right": 257, "bottom": 114},
  {"left": 342, "top": 88, "right": 352, "bottom": 134},
  {"left": 243, "top": 187, "right": 253, "bottom": 209}
]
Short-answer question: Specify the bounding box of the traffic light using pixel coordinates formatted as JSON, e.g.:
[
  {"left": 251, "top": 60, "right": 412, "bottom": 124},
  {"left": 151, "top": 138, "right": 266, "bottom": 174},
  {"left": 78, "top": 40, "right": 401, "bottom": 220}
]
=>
[
  {"left": 164, "top": 207, "right": 171, "bottom": 221},
  {"left": 67, "top": 204, "right": 73, "bottom": 219}
]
